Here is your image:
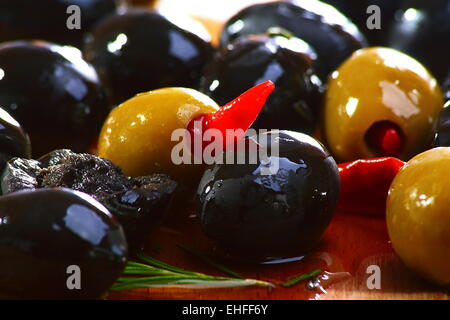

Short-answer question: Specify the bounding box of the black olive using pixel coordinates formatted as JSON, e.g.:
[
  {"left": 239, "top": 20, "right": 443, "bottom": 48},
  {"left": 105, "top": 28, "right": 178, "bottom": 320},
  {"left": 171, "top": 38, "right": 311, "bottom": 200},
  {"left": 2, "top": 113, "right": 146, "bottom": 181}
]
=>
[
  {"left": 387, "top": 1, "right": 450, "bottom": 82},
  {"left": 433, "top": 72, "right": 450, "bottom": 147},
  {"left": 0, "top": 0, "right": 117, "bottom": 48},
  {"left": 444, "top": 72, "right": 450, "bottom": 103},
  {"left": 199, "top": 33, "right": 323, "bottom": 135},
  {"left": 220, "top": 0, "right": 367, "bottom": 80},
  {"left": 83, "top": 9, "right": 214, "bottom": 105},
  {"left": 0, "top": 107, "right": 31, "bottom": 170},
  {"left": 322, "top": 0, "right": 404, "bottom": 46},
  {"left": 196, "top": 131, "right": 340, "bottom": 263},
  {"left": 102, "top": 187, "right": 174, "bottom": 252},
  {"left": 0, "top": 41, "right": 110, "bottom": 157},
  {"left": 0, "top": 188, "right": 127, "bottom": 299},
  {"left": 101, "top": 174, "right": 177, "bottom": 252},
  {"left": 1, "top": 150, "right": 177, "bottom": 253}
]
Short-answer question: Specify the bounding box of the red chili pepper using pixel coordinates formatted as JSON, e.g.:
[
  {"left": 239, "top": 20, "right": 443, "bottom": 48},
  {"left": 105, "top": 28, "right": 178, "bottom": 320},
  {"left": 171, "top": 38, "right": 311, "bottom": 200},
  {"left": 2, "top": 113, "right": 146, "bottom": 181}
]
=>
[
  {"left": 187, "top": 81, "right": 275, "bottom": 154},
  {"left": 367, "top": 122, "right": 403, "bottom": 156},
  {"left": 337, "top": 157, "right": 405, "bottom": 215}
]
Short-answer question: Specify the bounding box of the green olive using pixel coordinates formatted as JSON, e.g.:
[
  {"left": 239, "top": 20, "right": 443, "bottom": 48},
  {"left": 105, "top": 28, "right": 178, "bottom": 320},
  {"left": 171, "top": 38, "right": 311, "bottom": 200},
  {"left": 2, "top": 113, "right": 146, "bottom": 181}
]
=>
[
  {"left": 387, "top": 147, "right": 450, "bottom": 286},
  {"left": 98, "top": 87, "right": 219, "bottom": 179},
  {"left": 322, "top": 47, "right": 443, "bottom": 162}
]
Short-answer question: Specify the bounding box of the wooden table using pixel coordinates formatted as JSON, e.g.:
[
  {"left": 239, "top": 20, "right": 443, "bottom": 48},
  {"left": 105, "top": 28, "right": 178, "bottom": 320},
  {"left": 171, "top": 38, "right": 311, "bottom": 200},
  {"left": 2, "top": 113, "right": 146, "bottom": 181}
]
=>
[{"left": 107, "top": 203, "right": 449, "bottom": 300}]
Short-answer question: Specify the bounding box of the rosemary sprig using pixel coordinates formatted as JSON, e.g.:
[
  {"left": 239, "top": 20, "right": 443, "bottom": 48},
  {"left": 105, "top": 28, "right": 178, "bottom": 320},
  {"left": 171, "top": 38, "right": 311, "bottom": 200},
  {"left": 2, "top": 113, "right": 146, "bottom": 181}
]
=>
[
  {"left": 176, "top": 243, "right": 243, "bottom": 279},
  {"left": 135, "top": 251, "right": 201, "bottom": 276},
  {"left": 109, "top": 252, "right": 274, "bottom": 291},
  {"left": 280, "top": 269, "right": 323, "bottom": 288}
]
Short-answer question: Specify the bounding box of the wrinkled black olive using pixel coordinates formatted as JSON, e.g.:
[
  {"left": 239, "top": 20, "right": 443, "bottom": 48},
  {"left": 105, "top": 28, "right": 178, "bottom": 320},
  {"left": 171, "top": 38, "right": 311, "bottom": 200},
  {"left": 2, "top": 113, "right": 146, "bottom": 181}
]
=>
[
  {"left": 433, "top": 73, "right": 450, "bottom": 147},
  {"left": 0, "top": 0, "right": 117, "bottom": 48},
  {"left": 387, "top": 0, "right": 450, "bottom": 82},
  {"left": 0, "top": 188, "right": 127, "bottom": 299},
  {"left": 199, "top": 33, "right": 323, "bottom": 134},
  {"left": 102, "top": 175, "right": 178, "bottom": 250},
  {"left": 322, "top": 0, "right": 404, "bottom": 46},
  {"left": 2, "top": 150, "right": 177, "bottom": 252},
  {"left": 196, "top": 131, "right": 340, "bottom": 263},
  {"left": 220, "top": 0, "right": 367, "bottom": 80},
  {"left": 0, "top": 107, "right": 31, "bottom": 170},
  {"left": 0, "top": 41, "right": 110, "bottom": 157},
  {"left": 83, "top": 9, "right": 214, "bottom": 105}
]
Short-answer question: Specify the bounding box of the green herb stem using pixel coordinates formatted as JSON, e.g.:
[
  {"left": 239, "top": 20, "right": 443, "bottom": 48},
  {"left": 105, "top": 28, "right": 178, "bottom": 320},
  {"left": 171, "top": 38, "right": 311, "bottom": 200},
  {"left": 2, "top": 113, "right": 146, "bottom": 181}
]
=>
[
  {"left": 135, "top": 251, "right": 202, "bottom": 276},
  {"left": 177, "top": 243, "right": 243, "bottom": 279},
  {"left": 110, "top": 252, "right": 274, "bottom": 292},
  {"left": 280, "top": 269, "right": 323, "bottom": 288}
]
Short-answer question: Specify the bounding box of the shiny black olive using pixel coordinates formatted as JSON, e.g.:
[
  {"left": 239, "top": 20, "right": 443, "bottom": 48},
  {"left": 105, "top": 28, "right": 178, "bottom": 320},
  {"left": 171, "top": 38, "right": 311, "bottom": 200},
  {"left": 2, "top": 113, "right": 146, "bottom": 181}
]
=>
[
  {"left": 102, "top": 175, "right": 177, "bottom": 252},
  {"left": 220, "top": 0, "right": 367, "bottom": 80},
  {"left": 322, "top": 0, "right": 403, "bottom": 46},
  {"left": 0, "top": 107, "right": 31, "bottom": 170},
  {"left": 0, "top": 188, "right": 127, "bottom": 299},
  {"left": 83, "top": 9, "right": 214, "bottom": 105},
  {"left": 0, "top": 0, "right": 117, "bottom": 48},
  {"left": 0, "top": 41, "right": 110, "bottom": 157},
  {"left": 434, "top": 72, "right": 450, "bottom": 147},
  {"left": 444, "top": 72, "right": 450, "bottom": 102},
  {"left": 1, "top": 149, "right": 177, "bottom": 253},
  {"left": 387, "top": 0, "right": 450, "bottom": 82},
  {"left": 199, "top": 33, "right": 323, "bottom": 134},
  {"left": 196, "top": 131, "right": 340, "bottom": 263}
]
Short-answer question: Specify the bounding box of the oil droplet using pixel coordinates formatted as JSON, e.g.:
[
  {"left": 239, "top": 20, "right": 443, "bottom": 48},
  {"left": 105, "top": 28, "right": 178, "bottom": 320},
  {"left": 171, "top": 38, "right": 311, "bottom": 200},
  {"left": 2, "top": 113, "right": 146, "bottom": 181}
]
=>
[{"left": 306, "top": 271, "right": 352, "bottom": 294}]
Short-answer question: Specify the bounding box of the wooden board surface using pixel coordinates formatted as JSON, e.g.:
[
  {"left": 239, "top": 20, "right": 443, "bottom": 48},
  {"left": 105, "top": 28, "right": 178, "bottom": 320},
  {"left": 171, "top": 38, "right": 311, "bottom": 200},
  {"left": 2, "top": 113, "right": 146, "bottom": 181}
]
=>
[{"left": 106, "top": 202, "right": 449, "bottom": 300}]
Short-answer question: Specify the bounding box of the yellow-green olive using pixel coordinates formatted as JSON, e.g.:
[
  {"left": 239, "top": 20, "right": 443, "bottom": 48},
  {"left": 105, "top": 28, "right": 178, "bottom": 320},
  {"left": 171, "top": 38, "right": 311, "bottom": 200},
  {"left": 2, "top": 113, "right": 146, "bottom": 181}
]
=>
[
  {"left": 98, "top": 88, "right": 219, "bottom": 180},
  {"left": 322, "top": 47, "right": 443, "bottom": 162},
  {"left": 387, "top": 147, "right": 450, "bottom": 286}
]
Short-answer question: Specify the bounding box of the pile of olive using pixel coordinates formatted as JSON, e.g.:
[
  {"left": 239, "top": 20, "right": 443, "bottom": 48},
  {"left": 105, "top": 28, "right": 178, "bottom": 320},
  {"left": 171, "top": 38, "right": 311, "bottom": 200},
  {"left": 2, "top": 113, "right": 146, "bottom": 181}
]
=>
[
  {"left": 0, "top": 146, "right": 178, "bottom": 299},
  {"left": 194, "top": 0, "right": 369, "bottom": 136},
  {"left": 0, "top": 0, "right": 449, "bottom": 298},
  {"left": 2, "top": 149, "right": 177, "bottom": 253}
]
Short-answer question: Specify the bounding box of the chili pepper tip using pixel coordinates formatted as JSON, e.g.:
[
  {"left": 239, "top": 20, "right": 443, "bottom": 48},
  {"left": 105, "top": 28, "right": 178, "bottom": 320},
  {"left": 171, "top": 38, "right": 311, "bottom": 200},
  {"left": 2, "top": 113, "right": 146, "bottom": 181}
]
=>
[
  {"left": 187, "top": 81, "right": 275, "bottom": 153},
  {"left": 368, "top": 122, "right": 403, "bottom": 156}
]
